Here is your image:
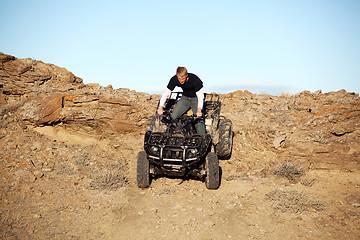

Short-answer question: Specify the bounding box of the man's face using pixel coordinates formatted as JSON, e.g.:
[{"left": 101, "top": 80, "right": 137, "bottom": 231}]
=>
[{"left": 177, "top": 74, "right": 188, "bottom": 84}]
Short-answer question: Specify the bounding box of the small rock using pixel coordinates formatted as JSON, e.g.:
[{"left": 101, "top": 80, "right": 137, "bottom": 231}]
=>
[
  {"left": 30, "top": 146, "right": 37, "bottom": 151},
  {"left": 42, "top": 168, "right": 53, "bottom": 172},
  {"left": 33, "top": 170, "right": 44, "bottom": 179},
  {"left": 32, "top": 213, "right": 42, "bottom": 219},
  {"left": 273, "top": 136, "right": 286, "bottom": 149},
  {"left": 0, "top": 129, "right": 7, "bottom": 139}
]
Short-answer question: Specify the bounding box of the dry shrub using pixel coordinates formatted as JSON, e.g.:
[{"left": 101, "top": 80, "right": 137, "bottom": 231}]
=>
[
  {"left": 265, "top": 189, "right": 325, "bottom": 213},
  {"left": 56, "top": 163, "right": 76, "bottom": 175},
  {"left": 280, "top": 92, "right": 295, "bottom": 98},
  {"left": 273, "top": 162, "right": 305, "bottom": 182},
  {"left": 89, "top": 163, "right": 127, "bottom": 191}
]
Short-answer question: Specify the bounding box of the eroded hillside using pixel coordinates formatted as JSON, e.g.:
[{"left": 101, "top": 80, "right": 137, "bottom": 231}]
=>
[{"left": 1, "top": 53, "right": 359, "bottom": 239}]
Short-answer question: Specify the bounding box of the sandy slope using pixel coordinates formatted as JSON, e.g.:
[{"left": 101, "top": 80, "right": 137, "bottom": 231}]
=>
[
  {"left": 1, "top": 126, "right": 359, "bottom": 239},
  {"left": 1, "top": 52, "right": 359, "bottom": 239}
]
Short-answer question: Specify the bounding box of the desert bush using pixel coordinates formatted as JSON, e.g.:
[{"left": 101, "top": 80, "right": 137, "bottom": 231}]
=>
[
  {"left": 273, "top": 162, "right": 305, "bottom": 182},
  {"left": 89, "top": 163, "right": 127, "bottom": 191},
  {"left": 265, "top": 189, "right": 325, "bottom": 213}
]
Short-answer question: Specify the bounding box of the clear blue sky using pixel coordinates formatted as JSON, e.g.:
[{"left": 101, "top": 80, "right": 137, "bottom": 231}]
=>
[{"left": 1, "top": 0, "right": 359, "bottom": 95}]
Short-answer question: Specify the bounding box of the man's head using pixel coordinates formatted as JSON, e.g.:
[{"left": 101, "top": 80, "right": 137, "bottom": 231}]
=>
[{"left": 176, "top": 66, "right": 188, "bottom": 84}]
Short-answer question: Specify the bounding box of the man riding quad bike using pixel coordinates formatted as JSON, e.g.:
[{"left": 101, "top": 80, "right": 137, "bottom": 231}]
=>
[{"left": 137, "top": 92, "right": 233, "bottom": 189}]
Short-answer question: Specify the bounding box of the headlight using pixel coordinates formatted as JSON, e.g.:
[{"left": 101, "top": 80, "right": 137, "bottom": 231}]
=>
[
  {"left": 151, "top": 146, "right": 159, "bottom": 152},
  {"left": 190, "top": 149, "right": 198, "bottom": 154},
  {"left": 149, "top": 146, "right": 160, "bottom": 157},
  {"left": 188, "top": 149, "right": 198, "bottom": 158}
]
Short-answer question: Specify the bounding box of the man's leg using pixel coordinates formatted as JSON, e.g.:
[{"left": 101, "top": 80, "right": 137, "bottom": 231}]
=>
[
  {"left": 170, "top": 96, "right": 191, "bottom": 120},
  {"left": 190, "top": 97, "right": 206, "bottom": 135}
]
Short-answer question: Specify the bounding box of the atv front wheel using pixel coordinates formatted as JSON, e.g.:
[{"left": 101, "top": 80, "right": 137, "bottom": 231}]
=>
[
  {"left": 137, "top": 151, "right": 150, "bottom": 188},
  {"left": 215, "top": 119, "right": 233, "bottom": 159},
  {"left": 205, "top": 152, "right": 220, "bottom": 189}
]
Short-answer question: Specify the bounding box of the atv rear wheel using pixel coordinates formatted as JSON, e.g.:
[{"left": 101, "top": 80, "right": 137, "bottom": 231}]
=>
[
  {"left": 137, "top": 151, "right": 150, "bottom": 188},
  {"left": 215, "top": 119, "right": 233, "bottom": 159},
  {"left": 205, "top": 152, "right": 220, "bottom": 189}
]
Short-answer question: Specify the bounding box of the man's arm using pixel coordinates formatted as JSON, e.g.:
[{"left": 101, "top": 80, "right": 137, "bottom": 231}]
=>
[
  {"left": 195, "top": 88, "right": 204, "bottom": 117},
  {"left": 157, "top": 88, "right": 172, "bottom": 115}
]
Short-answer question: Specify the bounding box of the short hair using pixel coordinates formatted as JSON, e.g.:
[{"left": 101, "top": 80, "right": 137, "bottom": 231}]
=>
[{"left": 176, "top": 67, "right": 188, "bottom": 77}]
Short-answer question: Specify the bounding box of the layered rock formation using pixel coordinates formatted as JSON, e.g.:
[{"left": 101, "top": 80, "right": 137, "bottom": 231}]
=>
[
  {"left": 221, "top": 89, "right": 360, "bottom": 172},
  {"left": 1, "top": 52, "right": 159, "bottom": 135},
  {"left": 1, "top": 52, "right": 359, "bottom": 170},
  {"left": 1, "top": 52, "right": 359, "bottom": 239}
]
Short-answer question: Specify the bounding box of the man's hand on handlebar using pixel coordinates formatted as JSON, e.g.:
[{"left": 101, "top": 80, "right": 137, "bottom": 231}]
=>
[
  {"left": 196, "top": 107, "right": 202, "bottom": 118},
  {"left": 157, "top": 106, "right": 164, "bottom": 115}
]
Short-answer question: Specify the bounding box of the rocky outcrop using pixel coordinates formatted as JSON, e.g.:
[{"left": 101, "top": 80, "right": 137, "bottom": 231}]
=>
[
  {"left": 0, "top": 52, "right": 159, "bottom": 134},
  {"left": 1, "top": 52, "right": 359, "bottom": 169},
  {"left": 0, "top": 52, "right": 83, "bottom": 98},
  {"left": 221, "top": 89, "right": 360, "bottom": 171}
]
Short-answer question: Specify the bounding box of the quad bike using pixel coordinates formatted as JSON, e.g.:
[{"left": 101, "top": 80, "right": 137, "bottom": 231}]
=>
[{"left": 137, "top": 92, "right": 233, "bottom": 189}]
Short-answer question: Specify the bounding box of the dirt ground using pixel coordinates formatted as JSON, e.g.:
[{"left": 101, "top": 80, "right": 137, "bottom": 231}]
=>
[
  {"left": 1, "top": 52, "right": 359, "bottom": 239},
  {"left": 1, "top": 124, "right": 359, "bottom": 240}
]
